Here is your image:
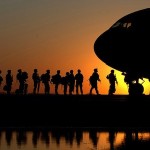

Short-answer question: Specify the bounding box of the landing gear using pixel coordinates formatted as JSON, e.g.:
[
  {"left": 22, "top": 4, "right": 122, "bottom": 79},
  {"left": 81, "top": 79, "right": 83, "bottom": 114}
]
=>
[
  {"left": 122, "top": 72, "right": 144, "bottom": 96},
  {"left": 128, "top": 82, "right": 144, "bottom": 95}
]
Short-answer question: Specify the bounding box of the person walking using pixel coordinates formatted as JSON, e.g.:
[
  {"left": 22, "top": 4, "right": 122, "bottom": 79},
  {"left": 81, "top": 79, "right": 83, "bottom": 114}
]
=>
[
  {"left": 5, "top": 70, "right": 13, "bottom": 94},
  {"left": 41, "top": 70, "right": 50, "bottom": 94},
  {"left": 51, "top": 70, "right": 62, "bottom": 95},
  {"left": 61, "top": 72, "right": 70, "bottom": 95},
  {"left": 89, "top": 68, "right": 101, "bottom": 95},
  {"left": 16, "top": 69, "right": 24, "bottom": 94},
  {"left": 106, "top": 69, "right": 118, "bottom": 95},
  {"left": 32, "top": 69, "right": 40, "bottom": 94}
]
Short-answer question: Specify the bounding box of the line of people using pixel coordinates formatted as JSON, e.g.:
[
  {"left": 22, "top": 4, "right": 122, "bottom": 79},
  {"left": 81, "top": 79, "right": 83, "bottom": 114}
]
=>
[
  {"left": 0, "top": 69, "right": 28, "bottom": 95},
  {"left": 34, "top": 69, "right": 84, "bottom": 95},
  {"left": 0, "top": 68, "right": 118, "bottom": 95}
]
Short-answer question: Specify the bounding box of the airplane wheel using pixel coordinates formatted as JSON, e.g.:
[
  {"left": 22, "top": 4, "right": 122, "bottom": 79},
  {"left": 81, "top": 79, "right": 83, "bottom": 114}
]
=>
[{"left": 128, "top": 83, "right": 144, "bottom": 95}]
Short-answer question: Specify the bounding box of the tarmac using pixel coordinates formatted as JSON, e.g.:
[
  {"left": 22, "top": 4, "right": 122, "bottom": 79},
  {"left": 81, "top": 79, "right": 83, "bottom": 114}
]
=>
[{"left": 0, "top": 94, "right": 150, "bottom": 129}]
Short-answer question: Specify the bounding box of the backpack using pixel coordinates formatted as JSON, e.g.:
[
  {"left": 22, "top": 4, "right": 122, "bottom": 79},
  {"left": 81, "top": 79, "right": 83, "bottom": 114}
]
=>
[
  {"left": 3, "top": 85, "right": 8, "bottom": 91},
  {"left": 22, "top": 72, "right": 28, "bottom": 80},
  {"left": 89, "top": 75, "right": 94, "bottom": 85},
  {"left": 0, "top": 76, "right": 3, "bottom": 83},
  {"left": 51, "top": 75, "right": 57, "bottom": 84},
  {"left": 61, "top": 77, "right": 66, "bottom": 85}
]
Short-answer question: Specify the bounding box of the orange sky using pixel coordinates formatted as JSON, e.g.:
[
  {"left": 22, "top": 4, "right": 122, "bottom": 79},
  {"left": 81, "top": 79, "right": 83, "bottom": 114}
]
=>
[{"left": 0, "top": 1, "right": 150, "bottom": 95}]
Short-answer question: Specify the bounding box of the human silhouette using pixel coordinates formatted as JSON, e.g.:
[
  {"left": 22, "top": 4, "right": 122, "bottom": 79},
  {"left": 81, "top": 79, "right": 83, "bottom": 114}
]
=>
[
  {"left": 32, "top": 69, "right": 40, "bottom": 94},
  {"left": 89, "top": 68, "right": 101, "bottom": 95},
  {"left": 61, "top": 72, "right": 70, "bottom": 95},
  {"left": 16, "top": 69, "right": 23, "bottom": 94},
  {"left": 75, "top": 69, "right": 83, "bottom": 95},
  {"left": 0, "top": 70, "right": 3, "bottom": 88},
  {"left": 41, "top": 70, "right": 50, "bottom": 94},
  {"left": 68, "top": 70, "right": 75, "bottom": 95},
  {"left": 16, "top": 69, "right": 28, "bottom": 94},
  {"left": 5, "top": 70, "right": 13, "bottom": 94},
  {"left": 51, "top": 70, "right": 62, "bottom": 95},
  {"left": 22, "top": 71, "right": 28, "bottom": 94},
  {"left": 106, "top": 70, "right": 118, "bottom": 95}
]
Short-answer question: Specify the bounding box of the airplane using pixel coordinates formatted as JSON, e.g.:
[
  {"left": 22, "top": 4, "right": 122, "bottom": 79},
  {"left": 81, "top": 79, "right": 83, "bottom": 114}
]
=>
[{"left": 94, "top": 8, "right": 150, "bottom": 95}]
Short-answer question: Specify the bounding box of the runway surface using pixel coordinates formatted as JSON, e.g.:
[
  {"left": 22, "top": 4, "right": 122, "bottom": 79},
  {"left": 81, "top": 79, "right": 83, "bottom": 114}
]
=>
[{"left": 0, "top": 94, "right": 150, "bottom": 129}]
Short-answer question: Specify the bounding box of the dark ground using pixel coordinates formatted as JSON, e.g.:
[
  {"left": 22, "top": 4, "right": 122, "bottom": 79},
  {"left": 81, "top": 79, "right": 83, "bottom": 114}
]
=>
[{"left": 0, "top": 94, "right": 150, "bottom": 129}]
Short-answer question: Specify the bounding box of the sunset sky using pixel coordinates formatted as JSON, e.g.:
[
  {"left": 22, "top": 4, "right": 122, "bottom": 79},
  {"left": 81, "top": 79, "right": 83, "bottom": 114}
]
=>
[{"left": 0, "top": 0, "right": 150, "bottom": 95}]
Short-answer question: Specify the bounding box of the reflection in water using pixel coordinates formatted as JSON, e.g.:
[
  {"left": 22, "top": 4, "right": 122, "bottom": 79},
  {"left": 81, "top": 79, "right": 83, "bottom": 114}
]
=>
[
  {"left": 5, "top": 129, "right": 13, "bottom": 146},
  {"left": 0, "top": 128, "right": 150, "bottom": 150},
  {"left": 108, "top": 130, "right": 117, "bottom": 150},
  {"left": 16, "top": 130, "right": 27, "bottom": 146},
  {"left": 75, "top": 130, "right": 82, "bottom": 146},
  {"left": 32, "top": 130, "right": 40, "bottom": 147},
  {"left": 41, "top": 130, "right": 50, "bottom": 147},
  {"left": 89, "top": 130, "right": 98, "bottom": 147},
  {"left": 116, "top": 131, "right": 150, "bottom": 150}
]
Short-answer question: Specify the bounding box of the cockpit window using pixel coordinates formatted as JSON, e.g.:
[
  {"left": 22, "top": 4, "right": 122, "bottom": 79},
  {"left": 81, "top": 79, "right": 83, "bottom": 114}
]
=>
[
  {"left": 123, "top": 23, "right": 128, "bottom": 28},
  {"left": 123, "top": 22, "right": 132, "bottom": 28},
  {"left": 111, "top": 22, "right": 132, "bottom": 29},
  {"left": 111, "top": 22, "right": 122, "bottom": 28},
  {"left": 127, "top": 22, "right": 131, "bottom": 28}
]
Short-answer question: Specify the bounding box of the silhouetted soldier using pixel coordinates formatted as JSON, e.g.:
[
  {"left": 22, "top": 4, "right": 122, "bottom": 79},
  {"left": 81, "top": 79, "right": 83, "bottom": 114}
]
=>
[
  {"left": 75, "top": 69, "right": 83, "bottom": 95},
  {"left": 51, "top": 70, "right": 62, "bottom": 95},
  {"left": 5, "top": 70, "right": 13, "bottom": 94},
  {"left": 89, "top": 68, "right": 101, "bottom": 95},
  {"left": 16, "top": 69, "right": 23, "bottom": 94},
  {"left": 22, "top": 71, "right": 28, "bottom": 94},
  {"left": 68, "top": 70, "right": 75, "bottom": 95},
  {"left": 41, "top": 70, "right": 50, "bottom": 94},
  {"left": 0, "top": 70, "right": 3, "bottom": 88},
  {"left": 61, "top": 72, "right": 70, "bottom": 95},
  {"left": 16, "top": 69, "right": 28, "bottom": 94},
  {"left": 106, "top": 70, "right": 118, "bottom": 95},
  {"left": 32, "top": 69, "right": 40, "bottom": 94}
]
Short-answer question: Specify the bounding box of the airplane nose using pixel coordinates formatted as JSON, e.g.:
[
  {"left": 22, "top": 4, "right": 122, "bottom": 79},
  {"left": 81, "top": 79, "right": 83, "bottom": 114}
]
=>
[
  {"left": 94, "top": 30, "right": 127, "bottom": 71},
  {"left": 94, "top": 33, "right": 107, "bottom": 59},
  {"left": 94, "top": 31, "right": 116, "bottom": 67}
]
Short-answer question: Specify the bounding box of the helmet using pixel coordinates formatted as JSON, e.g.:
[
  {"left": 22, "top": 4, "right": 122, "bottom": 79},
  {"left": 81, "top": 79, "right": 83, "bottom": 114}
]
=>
[
  {"left": 94, "top": 68, "right": 98, "bottom": 72},
  {"left": 78, "top": 69, "right": 81, "bottom": 72},
  {"left": 111, "top": 70, "right": 114, "bottom": 73},
  {"left": 46, "top": 69, "right": 50, "bottom": 73},
  {"left": 34, "top": 69, "right": 38, "bottom": 72}
]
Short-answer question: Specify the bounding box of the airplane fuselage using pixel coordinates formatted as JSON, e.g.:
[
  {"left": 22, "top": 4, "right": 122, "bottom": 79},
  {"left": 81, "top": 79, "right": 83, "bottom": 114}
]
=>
[{"left": 94, "top": 8, "right": 150, "bottom": 80}]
